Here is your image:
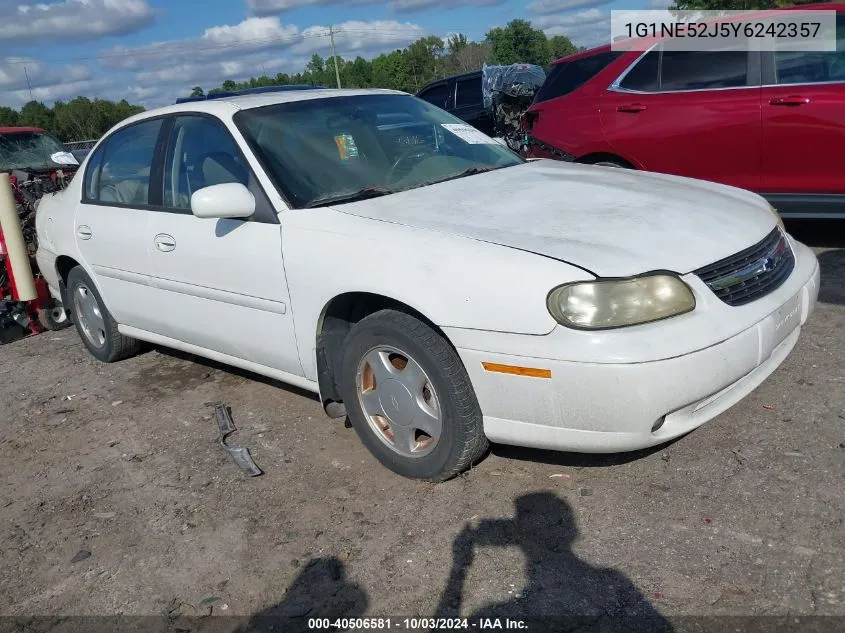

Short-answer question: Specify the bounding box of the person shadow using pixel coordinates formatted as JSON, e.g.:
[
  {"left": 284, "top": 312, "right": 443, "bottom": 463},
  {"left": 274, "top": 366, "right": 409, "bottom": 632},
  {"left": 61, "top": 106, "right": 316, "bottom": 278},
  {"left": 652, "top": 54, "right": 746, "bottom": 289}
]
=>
[
  {"left": 234, "top": 492, "right": 671, "bottom": 633},
  {"left": 237, "top": 557, "right": 367, "bottom": 633},
  {"left": 432, "top": 492, "right": 674, "bottom": 633}
]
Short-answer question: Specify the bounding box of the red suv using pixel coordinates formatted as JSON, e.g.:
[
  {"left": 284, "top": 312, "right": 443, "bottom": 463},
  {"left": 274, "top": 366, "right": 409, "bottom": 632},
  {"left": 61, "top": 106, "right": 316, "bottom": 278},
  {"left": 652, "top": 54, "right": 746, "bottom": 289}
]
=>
[{"left": 525, "top": 4, "right": 845, "bottom": 218}]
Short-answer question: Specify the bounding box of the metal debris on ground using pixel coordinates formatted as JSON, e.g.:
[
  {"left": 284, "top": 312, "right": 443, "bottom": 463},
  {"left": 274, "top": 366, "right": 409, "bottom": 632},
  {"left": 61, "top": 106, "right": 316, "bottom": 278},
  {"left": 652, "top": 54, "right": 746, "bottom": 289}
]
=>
[
  {"left": 70, "top": 549, "right": 91, "bottom": 563},
  {"left": 213, "top": 404, "right": 263, "bottom": 477}
]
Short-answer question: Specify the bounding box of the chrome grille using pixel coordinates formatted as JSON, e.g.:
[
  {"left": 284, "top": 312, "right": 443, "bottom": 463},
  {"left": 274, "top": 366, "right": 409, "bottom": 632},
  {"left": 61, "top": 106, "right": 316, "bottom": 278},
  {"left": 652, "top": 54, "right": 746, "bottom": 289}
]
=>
[{"left": 695, "top": 228, "right": 794, "bottom": 307}]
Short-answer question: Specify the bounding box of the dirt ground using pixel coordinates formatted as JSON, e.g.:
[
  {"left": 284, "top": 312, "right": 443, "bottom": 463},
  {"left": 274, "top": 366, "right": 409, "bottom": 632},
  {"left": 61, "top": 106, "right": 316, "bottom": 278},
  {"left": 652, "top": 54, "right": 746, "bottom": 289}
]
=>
[{"left": 1, "top": 221, "right": 843, "bottom": 632}]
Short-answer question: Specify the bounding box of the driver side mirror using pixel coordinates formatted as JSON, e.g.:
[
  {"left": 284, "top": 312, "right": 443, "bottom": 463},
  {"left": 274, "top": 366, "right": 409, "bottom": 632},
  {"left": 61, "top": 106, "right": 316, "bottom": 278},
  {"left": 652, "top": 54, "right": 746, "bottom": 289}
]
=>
[{"left": 190, "top": 183, "right": 255, "bottom": 220}]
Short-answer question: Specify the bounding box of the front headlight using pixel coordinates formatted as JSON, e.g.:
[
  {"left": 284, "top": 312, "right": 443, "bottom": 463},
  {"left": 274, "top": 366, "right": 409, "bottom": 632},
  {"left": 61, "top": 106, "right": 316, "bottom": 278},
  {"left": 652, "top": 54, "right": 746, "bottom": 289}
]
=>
[{"left": 547, "top": 274, "right": 696, "bottom": 330}]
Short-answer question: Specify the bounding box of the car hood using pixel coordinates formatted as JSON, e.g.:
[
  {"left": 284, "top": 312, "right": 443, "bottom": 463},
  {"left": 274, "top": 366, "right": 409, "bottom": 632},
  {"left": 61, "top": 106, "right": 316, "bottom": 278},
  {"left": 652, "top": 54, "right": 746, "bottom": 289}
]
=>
[{"left": 333, "top": 160, "right": 777, "bottom": 278}]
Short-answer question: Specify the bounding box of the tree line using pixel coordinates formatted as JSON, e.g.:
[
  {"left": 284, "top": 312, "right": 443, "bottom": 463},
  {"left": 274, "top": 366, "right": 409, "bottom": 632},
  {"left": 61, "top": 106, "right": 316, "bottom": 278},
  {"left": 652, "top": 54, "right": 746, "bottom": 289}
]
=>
[
  {"left": 0, "top": 98, "right": 144, "bottom": 143},
  {"left": 1, "top": 2, "right": 826, "bottom": 141},
  {"left": 193, "top": 21, "right": 579, "bottom": 98}
]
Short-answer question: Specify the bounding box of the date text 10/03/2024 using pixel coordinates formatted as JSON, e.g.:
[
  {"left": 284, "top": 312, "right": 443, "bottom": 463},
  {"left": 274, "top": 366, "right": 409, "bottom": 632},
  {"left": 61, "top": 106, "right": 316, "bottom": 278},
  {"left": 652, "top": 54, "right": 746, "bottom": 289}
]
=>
[{"left": 307, "top": 618, "right": 528, "bottom": 630}]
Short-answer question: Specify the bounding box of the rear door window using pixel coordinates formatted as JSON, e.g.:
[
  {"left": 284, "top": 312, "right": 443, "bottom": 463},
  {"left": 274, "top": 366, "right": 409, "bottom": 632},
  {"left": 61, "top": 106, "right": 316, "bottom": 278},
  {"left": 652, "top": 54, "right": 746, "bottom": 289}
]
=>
[
  {"left": 618, "top": 47, "right": 750, "bottom": 92},
  {"left": 773, "top": 15, "right": 845, "bottom": 84},
  {"left": 619, "top": 49, "right": 659, "bottom": 92},
  {"left": 660, "top": 50, "right": 748, "bottom": 91},
  {"left": 455, "top": 76, "right": 482, "bottom": 107},
  {"left": 418, "top": 83, "right": 452, "bottom": 109},
  {"left": 85, "top": 119, "right": 162, "bottom": 206},
  {"left": 534, "top": 51, "right": 623, "bottom": 104}
]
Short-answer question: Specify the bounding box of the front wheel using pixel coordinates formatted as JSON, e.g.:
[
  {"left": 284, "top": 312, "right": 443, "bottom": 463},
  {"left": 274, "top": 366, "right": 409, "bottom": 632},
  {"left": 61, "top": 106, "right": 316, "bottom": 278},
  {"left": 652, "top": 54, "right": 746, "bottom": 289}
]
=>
[
  {"left": 340, "top": 309, "right": 489, "bottom": 481},
  {"left": 66, "top": 266, "right": 140, "bottom": 362}
]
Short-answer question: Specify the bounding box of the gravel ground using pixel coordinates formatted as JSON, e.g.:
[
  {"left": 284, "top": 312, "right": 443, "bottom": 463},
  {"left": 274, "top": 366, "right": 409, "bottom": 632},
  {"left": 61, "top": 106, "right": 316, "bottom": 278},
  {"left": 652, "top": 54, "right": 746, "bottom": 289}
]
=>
[{"left": 0, "top": 220, "right": 842, "bottom": 632}]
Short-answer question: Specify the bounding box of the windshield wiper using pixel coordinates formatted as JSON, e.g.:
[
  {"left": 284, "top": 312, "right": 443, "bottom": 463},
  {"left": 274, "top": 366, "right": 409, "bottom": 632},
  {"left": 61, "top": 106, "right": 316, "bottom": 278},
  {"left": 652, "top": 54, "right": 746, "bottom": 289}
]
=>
[
  {"left": 304, "top": 186, "right": 396, "bottom": 208},
  {"left": 422, "top": 166, "right": 501, "bottom": 188}
]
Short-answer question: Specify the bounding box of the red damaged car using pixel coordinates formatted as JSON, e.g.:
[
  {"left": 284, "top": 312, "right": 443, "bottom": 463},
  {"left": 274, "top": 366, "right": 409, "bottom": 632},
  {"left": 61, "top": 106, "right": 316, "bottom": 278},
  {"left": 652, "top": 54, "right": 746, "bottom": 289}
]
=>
[{"left": 524, "top": 4, "right": 845, "bottom": 219}]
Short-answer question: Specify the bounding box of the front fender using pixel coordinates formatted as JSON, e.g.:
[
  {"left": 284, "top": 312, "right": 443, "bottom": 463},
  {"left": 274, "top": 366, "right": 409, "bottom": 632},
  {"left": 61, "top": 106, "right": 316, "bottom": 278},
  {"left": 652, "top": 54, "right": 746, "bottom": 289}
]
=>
[{"left": 282, "top": 210, "right": 593, "bottom": 380}]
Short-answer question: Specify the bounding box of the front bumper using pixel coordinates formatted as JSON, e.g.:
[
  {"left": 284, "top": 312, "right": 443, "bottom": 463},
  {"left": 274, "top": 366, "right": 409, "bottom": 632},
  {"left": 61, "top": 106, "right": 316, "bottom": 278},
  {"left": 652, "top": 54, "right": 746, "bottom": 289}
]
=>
[{"left": 451, "top": 243, "right": 820, "bottom": 453}]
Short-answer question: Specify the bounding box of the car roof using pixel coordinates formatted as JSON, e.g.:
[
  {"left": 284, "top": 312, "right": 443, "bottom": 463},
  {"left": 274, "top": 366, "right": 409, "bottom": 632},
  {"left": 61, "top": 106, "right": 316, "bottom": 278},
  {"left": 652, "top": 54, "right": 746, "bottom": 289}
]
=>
[
  {"left": 417, "top": 70, "right": 480, "bottom": 93},
  {"left": 112, "top": 88, "right": 409, "bottom": 132},
  {"left": 551, "top": 2, "right": 845, "bottom": 65},
  {"left": 0, "top": 126, "right": 47, "bottom": 134}
]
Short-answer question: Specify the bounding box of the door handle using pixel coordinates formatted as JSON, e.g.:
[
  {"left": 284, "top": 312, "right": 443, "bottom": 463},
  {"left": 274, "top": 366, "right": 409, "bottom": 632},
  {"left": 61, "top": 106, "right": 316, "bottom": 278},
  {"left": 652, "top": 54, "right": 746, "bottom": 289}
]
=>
[
  {"left": 617, "top": 103, "right": 647, "bottom": 113},
  {"left": 769, "top": 95, "right": 810, "bottom": 106},
  {"left": 76, "top": 225, "right": 92, "bottom": 240},
  {"left": 154, "top": 233, "right": 176, "bottom": 252}
]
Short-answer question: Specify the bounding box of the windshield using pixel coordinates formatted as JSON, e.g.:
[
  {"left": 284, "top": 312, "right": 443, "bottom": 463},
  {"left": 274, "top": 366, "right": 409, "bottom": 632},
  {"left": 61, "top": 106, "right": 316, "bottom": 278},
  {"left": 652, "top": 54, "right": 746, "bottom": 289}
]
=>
[
  {"left": 234, "top": 94, "right": 523, "bottom": 208},
  {"left": 0, "top": 131, "right": 69, "bottom": 171}
]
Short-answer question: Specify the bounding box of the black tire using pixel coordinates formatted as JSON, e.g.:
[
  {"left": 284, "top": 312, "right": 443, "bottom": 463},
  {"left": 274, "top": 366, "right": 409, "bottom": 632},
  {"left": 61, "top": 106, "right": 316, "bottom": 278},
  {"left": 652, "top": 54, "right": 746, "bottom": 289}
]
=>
[
  {"left": 339, "top": 309, "right": 489, "bottom": 481},
  {"left": 66, "top": 266, "right": 140, "bottom": 362},
  {"left": 37, "top": 300, "right": 72, "bottom": 331}
]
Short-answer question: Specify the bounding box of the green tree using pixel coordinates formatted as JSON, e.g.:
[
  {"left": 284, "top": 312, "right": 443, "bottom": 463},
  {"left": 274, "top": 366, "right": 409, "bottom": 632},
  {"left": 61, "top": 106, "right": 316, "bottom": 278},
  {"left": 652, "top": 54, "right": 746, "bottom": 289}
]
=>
[
  {"left": 190, "top": 86, "right": 204, "bottom": 97},
  {"left": 447, "top": 33, "right": 468, "bottom": 55},
  {"left": 485, "top": 19, "right": 551, "bottom": 67},
  {"left": 18, "top": 101, "right": 54, "bottom": 131},
  {"left": 548, "top": 35, "right": 577, "bottom": 62},
  {"left": 0, "top": 106, "right": 19, "bottom": 127},
  {"left": 221, "top": 80, "right": 238, "bottom": 91},
  {"left": 344, "top": 56, "right": 373, "bottom": 88},
  {"left": 450, "top": 41, "right": 492, "bottom": 73},
  {"left": 306, "top": 54, "right": 325, "bottom": 75},
  {"left": 0, "top": 98, "right": 143, "bottom": 141},
  {"left": 371, "top": 50, "right": 411, "bottom": 92},
  {"left": 406, "top": 36, "right": 445, "bottom": 91}
]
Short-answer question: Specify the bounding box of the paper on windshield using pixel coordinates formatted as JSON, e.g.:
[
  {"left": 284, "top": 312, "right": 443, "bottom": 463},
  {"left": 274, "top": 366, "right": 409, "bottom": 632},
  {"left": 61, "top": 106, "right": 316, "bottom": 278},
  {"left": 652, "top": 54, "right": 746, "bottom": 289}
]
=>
[
  {"left": 50, "top": 151, "right": 79, "bottom": 166},
  {"left": 334, "top": 134, "right": 359, "bottom": 160},
  {"left": 440, "top": 124, "right": 498, "bottom": 145}
]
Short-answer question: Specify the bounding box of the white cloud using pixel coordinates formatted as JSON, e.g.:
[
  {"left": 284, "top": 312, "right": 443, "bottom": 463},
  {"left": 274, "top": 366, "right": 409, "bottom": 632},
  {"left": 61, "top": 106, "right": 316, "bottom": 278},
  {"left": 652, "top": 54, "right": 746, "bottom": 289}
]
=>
[
  {"left": 0, "top": 0, "right": 154, "bottom": 43},
  {"left": 246, "top": 0, "right": 503, "bottom": 15},
  {"left": 0, "top": 54, "right": 118, "bottom": 107},
  {"left": 246, "top": 0, "right": 373, "bottom": 15},
  {"left": 538, "top": 10, "right": 611, "bottom": 49},
  {"left": 389, "top": 0, "right": 503, "bottom": 12},
  {"left": 534, "top": 8, "right": 605, "bottom": 30},
  {"left": 292, "top": 20, "right": 426, "bottom": 56},
  {"left": 11, "top": 78, "right": 115, "bottom": 106},
  {"left": 100, "top": 17, "right": 301, "bottom": 72},
  {"left": 648, "top": 0, "right": 673, "bottom": 8},
  {"left": 101, "top": 17, "right": 425, "bottom": 77},
  {"left": 89, "top": 17, "right": 426, "bottom": 107},
  {"left": 0, "top": 57, "right": 90, "bottom": 92},
  {"left": 528, "top": 0, "right": 613, "bottom": 16}
]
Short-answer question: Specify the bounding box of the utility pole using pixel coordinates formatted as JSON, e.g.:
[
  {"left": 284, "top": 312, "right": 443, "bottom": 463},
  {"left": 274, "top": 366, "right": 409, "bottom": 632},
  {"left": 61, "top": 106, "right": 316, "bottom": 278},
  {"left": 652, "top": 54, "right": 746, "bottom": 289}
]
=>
[
  {"left": 23, "top": 64, "right": 34, "bottom": 102},
  {"left": 329, "top": 25, "right": 342, "bottom": 89}
]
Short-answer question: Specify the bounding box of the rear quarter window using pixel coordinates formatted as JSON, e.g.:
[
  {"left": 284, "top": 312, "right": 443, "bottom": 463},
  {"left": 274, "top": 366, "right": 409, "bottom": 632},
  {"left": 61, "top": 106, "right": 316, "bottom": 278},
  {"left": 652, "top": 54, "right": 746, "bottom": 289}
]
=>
[{"left": 534, "top": 51, "right": 624, "bottom": 104}]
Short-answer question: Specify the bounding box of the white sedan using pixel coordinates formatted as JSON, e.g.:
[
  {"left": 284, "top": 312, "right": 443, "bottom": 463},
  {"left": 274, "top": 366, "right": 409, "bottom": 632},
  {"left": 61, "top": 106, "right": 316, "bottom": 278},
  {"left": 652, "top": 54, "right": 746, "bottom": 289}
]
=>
[{"left": 35, "top": 88, "right": 819, "bottom": 480}]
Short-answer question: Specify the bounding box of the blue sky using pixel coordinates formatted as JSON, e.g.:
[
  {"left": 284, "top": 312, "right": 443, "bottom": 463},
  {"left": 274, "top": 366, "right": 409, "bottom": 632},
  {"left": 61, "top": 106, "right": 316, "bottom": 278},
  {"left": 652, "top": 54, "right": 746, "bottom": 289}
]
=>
[{"left": 0, "top": 0, "right": 666, "bottom": 109}]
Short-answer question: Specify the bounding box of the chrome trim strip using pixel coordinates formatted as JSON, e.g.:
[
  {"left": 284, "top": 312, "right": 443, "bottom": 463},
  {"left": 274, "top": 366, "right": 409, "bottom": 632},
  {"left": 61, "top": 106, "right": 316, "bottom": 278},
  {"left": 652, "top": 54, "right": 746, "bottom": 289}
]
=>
[
  {"left": 609, "top": 84, "right": 760, "bottom": 95},
  {"left": 761, "top": 79, "right": 845, "bottom": 88},
  {"left": 607, "top": 42, "right": 761, "bottom": 95}
]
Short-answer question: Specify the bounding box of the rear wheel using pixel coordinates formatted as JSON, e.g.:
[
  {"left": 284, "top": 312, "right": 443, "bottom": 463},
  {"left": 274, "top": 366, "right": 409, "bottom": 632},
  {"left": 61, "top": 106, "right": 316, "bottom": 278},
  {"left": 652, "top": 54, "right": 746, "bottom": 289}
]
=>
[
  {"left": 340, "top": 309, "right": 488, "bottom": 481},
  {"left": 66, "top": 266, "right": 140, "bottom": 362}
]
